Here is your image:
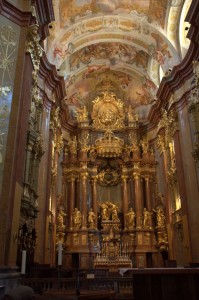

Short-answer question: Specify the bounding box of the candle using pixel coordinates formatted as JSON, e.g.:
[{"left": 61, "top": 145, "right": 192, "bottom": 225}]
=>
[
  {"left": 21, "top": 250, "right": 26, "bottom": 274},
  {"left": 58, "top": 241, "right": 62, "bottom": 266}
]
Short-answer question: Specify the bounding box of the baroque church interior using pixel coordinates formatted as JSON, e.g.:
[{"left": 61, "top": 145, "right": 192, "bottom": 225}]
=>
[{"left": 0, "top": 0, "right": 199, "bottom": 299}]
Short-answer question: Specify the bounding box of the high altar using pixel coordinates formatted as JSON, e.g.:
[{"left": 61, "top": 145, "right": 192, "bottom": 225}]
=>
[{"left": 57, "top": 90, "right": 168, "bottom": 270}]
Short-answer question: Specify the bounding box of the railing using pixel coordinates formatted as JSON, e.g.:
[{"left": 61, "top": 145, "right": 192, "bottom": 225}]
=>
[{"left": 21, "top": 275, "right": 133, "bottom": 294}]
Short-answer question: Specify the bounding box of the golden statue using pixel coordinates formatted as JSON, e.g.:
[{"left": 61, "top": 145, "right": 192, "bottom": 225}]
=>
[
  {"left": 156, "top": 207, "right": 165, "bottom": 228},
  {"left": 140, "top": 138, "right": 148, "bottom": 154},
  {"left": 57, "top": 207, "right": 67, "bottom": 230},
  {"left": 142, "top": 208, "right": 152, "bottom": 229},
  {"left": 153, "top": 205, "right": 166, "bottom": 228},
  {"left": 108, "top": 202, "right": 119, "bottom": 221},
  {"left": 125, "top": 208, "right": 135, "bottom": 229},
  {"left": 98, "top": 201, "right": 120, "bottom": 222},
  {"left": 76, "top": 106, "right": 88, "bottom": 122},
  {"left": 73, "top": 208, "right": 82, "bottom": 229},
  {"left": 68, "top": 136, "right": 77, "bottom": 155},
  {"left": 127, "top": 105, "right": 139, "bottom": 122},
  {"left": 98, "top": 202, "right": 109, "bottom": 221},
  {"left": 88, "top": 208, "right": 96, "bottom": 229}
]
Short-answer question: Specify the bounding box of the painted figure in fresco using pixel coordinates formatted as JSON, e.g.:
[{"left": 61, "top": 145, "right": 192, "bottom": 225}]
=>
[
  {"left": 88, "top": 208, "right": 96, "bottom": 228},
  {"left": 73, "top": 208, "right": 82, "bottom": 229},
  {"left": 125, "top": 208, "right": 135, "bottom": 229},
  {"left": 83, "top": 64, "right": 110, "bottom": 79}
]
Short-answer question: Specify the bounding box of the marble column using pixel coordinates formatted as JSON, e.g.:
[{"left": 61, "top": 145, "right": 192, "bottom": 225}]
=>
[
  {"left": 80, "top": 171, "right": 88, "bottom": 229},
  {"left": 122, "top": 174, "right": 129, "bottom": 229},
  {"left": 91, "top": 176, "right": 98, "bottom": 229},
  {"left": 68, "top": 175, "right": 76, "bottom": 230},
  {"left": 145, "top": 175, "right": 152, "bottom": 211},
  {"left": 133, "top": 171, "right": 143, "bottom": 229}
]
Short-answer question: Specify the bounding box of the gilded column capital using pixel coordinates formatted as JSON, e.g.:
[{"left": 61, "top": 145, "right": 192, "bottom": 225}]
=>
[
  {"left": 90, "top": 175, "right": 98, "bottom": 185},
  {"left": 80, "top": 172, "right": 89, "bottom": 180},
  {"left": 133, "top": 172, "right": 140, "bottom": 180},
  {"left": 67, "top": 174, "right": 77, "bottom": 183},
  {"left": 142, "top": 174, "right": 153, "bottom": 182},
  {"left": 121, "top": 174, "right": 128, "bottom": 182}
]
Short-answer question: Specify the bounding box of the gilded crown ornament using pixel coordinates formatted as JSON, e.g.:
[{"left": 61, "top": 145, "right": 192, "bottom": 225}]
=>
[{"left": 95, "top": 130, "right": 124, "bottom": 158}]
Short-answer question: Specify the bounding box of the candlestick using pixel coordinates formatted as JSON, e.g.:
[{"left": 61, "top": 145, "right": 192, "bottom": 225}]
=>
[
  {"left": 21, "top": 250, "right": 26, "bottom": 274},
  {"left": 58, "top": 241, "right": 62, "bottom": 266}
]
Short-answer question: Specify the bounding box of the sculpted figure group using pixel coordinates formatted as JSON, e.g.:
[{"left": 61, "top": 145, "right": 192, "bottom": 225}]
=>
[
  {"left": 72, "top": 207, "right": 96, "bottom": 229},
  {"left": 98, "top": 201, "right": 120, "bottom": 222},
  {"left": 69, "top": 197, "right": 166, "bottom": 231}
]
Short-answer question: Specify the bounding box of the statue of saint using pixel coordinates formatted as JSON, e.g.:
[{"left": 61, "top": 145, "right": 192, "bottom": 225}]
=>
[
  {"left": 98, "top": 202, "right": 109, "bottom": 221},
  {"left": 76, "top": 106, "right": 88, "bottom": 122},
  {"left": 108, "top": 202, "right": 119, "bottom": 221},
  {"left": 125, "top": 208, "right": 135, "bottom": 229},
  {"left": 73, "top": 208, "right": 82, "bottom": 229},
  {"left": 142, "top": 208, "right": 152, "bottom": 229},
  {"left": 156, "top": 207, "right": 165, "bottom": 228},
  {"left": 57, "top": 207, "right": 67, "bottom": 230},
  {"left": 153, "top": 204, "right": 166, "bottom": 228},
  {"left": 140, "top": 138, "right": 148, "bottom": 154},
  {"left": 88, "top": 208, "right": 96, "bottom": 229},
  {"left": 68, "top": 136, "right": 77, "bottom": 155}
]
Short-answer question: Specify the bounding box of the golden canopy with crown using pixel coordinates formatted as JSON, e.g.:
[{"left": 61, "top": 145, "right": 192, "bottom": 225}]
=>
[{"left": 95, "top": 130, "right": 124, "bottom": 158}]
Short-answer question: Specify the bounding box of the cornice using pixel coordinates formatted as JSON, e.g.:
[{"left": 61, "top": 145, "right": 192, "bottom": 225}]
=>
[
  {"left": 39, "top": 52, "right": 66, "bottom": 105},
  {"left": 0, "top": 0, "right": 32, "bottom": 26},
  {"left": 34, "top": 0, "right": 55, "bottom": 40},
  {"left": 35, "top": 0, "right": 54, "bottom": 24},
  {"left": 39, "top": 89, "right": 52, "bottom": 111},
  {"left": 61, "top": 121, "right": 77, "bottom": 133}
]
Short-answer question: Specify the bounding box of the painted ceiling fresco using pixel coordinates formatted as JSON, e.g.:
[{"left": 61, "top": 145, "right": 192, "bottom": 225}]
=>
[{"left": 47, "top": 0, "right": 191, "bottom": 123}]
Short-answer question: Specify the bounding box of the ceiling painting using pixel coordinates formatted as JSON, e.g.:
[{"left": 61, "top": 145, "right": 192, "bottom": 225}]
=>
[
  {"left": 64, "top": 67, "right": 158, "bottom": 123},
  {"left": 46, "top": 0, "right": 188, "bottom": 124},
  {"left": 69, "top": 42, "right": 149, "bottom": 72},
  {"left": 51, "top": 22, "right": 179, "bottom": 74},
  {"left": 59, "top": 0, "right": 168, "bottom": 29}
]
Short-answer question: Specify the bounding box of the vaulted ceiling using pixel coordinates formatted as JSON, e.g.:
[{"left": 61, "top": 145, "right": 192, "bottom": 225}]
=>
[{"left": 46, "top": 0, "right": 191, "bottom": 124}]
